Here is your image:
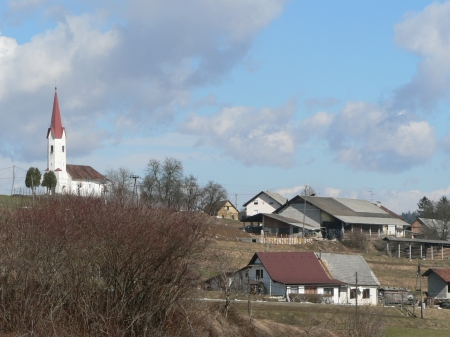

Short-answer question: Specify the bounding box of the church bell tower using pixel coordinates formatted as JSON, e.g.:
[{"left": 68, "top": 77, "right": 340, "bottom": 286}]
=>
[{"left": 46, "top": 88, "right": 67, "bottom": 193}]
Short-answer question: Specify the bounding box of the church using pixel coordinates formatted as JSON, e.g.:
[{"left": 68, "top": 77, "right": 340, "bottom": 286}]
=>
[{"left": 46, "top": 89, "right": 105, "bottom": 195}]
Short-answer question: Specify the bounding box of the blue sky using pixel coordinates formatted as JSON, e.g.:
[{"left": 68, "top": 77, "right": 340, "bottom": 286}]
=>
[{"left": 1, "top": 0, "right": 450, "bottom": 212}]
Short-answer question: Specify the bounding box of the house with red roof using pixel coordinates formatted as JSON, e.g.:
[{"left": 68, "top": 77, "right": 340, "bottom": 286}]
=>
[
  {"left": 244, "top": 252, "right": 379, "bottom": 305},
  {"left": 423, "top": 268, "right": 450, "bottom": 299},
  {"left": 46, "top": 89, "right": 104, "bottom": 195},
  {"left": 246, "top": 252, "right": 345, "bottom": 302}
]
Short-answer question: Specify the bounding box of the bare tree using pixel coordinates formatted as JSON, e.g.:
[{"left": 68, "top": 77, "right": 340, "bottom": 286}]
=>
[
  {"left": 201, "top": 181, "right": 227, "bottom": 215},
  {"left": 207, "top": 250, "right": 243, "bottom": 319},
  {"left": 141, "top": 159, "right": 161, "bottom": 207},
  {"left": 301, "top": 185, "right": 316, "bottom": 196},
  {"left": 141, "top": 157, "right": 184, "bottom": 209},
  {"left": 183, "top": 175, "right": 203, "bottom": 211},
  {"left": 104, "top": 167, "right": 133, "bottom": 205}
]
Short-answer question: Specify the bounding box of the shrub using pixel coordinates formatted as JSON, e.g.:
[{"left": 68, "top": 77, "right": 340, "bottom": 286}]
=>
[
  {"left": 341, "top": 231, "right": 368, "bottom": 250},
  {"left": 0, "top": 196, "right": 213, "bottom": 336}
]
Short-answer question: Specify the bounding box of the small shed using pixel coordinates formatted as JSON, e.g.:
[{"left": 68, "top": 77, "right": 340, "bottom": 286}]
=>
[{"left": 422, "top": 268, "right": 450, "bottom": 299}]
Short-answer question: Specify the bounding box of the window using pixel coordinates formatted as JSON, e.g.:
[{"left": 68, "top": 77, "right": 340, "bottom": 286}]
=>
[
  {"left": 226, "top": 206, "right": 229, "bottom": 210},
  {"left": 256, "top": 269, "right": 263, "bottom": 280},
  {"left": 290, "top": 286, "right": 299, "bottom": 294},
  {"left": 254, "top": 200, "right": 258, "bottom": 205},
  {"left": 350, "top": 288, "right": 356, "bottom": 299},
  {"left": 304, "top": 286, "right": 317, "bottom": 294},
  {"left": 363, "top": 289, "right": 370, "bottom": 299},
  {"left": 253, "top": 210, "right": 258, "bottom": 215},
  {"left": 62, "top": 146, "right": 64, "bottom": 152},
  {"left": 51, "top": 145, "right": 54, "bottom": 153},
  {"left": 324, "top": 288, "right": 334, "bottom": 296}
]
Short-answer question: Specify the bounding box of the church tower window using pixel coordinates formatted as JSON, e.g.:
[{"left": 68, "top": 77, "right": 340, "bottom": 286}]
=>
[
  {"left": 62, "top": 146, "right": 65, "bottom": 152},
  {"left": 51, "top": 145, "right": 54, "bottom": 153}
]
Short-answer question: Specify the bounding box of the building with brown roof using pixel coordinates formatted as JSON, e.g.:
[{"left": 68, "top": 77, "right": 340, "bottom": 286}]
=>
[
  {"left": 423, "top": 268, "right": 450, "bottom": 299},
  {"left": 246, "top": 252, "right": 344, "bottom": 301},
  {"left": 204, "top": 200, "right": 239, "bottom": 220}
]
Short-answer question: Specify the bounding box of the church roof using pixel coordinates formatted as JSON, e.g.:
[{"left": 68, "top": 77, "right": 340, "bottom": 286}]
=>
[
  {"left": 66, "top": 165, "right": 104, "bottom": 181},
  {"left": 47, "top": 90, "right": 65, "bottom": 139}
]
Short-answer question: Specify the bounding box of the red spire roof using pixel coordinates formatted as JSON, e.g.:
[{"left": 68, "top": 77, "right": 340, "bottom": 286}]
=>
[{"left": 47, "top": 89, "right": 65, "bottom": 139}]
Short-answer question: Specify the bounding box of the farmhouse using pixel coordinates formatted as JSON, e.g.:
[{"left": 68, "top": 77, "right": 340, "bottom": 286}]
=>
[
  {"left": 243, "top": 191, "right": 287, "bottom": 217},
  {"left": 204, "top": 200, "right": 239, "bottom": 220},
  {"left": 246, "top": 252, "right": 344, "bottom": 302},
  {"left": 46, "top": 89, "right": 104, "bottom": 195}
]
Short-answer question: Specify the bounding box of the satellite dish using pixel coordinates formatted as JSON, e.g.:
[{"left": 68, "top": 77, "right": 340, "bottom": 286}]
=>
[{"left": 357, "top": 286, "right": 363, "bottom": 294}]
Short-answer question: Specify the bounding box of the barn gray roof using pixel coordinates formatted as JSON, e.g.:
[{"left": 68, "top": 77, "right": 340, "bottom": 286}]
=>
[
  {"left": 243, "top": 191, "right": 287, "bottom": 207},
  {"left": 295, "top": 196, "right": 408, "bottom": 227},
  {"left": 318, "top": 253, "right": 380, "bottom": 286},
  {"left": 417, "top": 217, "right": 446, "bottom": 230},
  {"left": 263, "top": 213, "right": 319, "bottom": 230}
]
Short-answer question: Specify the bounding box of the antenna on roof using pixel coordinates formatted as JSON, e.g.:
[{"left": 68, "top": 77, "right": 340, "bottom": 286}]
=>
[{"left": 368, "top": 188, "right": 375, "bottom": 202}]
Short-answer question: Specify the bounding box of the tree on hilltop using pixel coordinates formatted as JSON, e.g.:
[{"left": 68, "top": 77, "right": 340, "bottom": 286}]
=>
[
  {"left": 25, "top": 167, "right": 41, "bottom": 195},
  {"left": 41, "top": 171, "right": 57, "bottom": 194}
]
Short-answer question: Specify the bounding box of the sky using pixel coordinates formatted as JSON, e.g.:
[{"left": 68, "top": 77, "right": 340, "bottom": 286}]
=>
[{"left": 1, "top": 0, "right": 450, "bottom": 213}]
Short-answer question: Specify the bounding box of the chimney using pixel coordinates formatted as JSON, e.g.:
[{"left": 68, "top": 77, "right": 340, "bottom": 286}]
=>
[{"left": 376, "top": 201, "right": 381, "bottom": 208}]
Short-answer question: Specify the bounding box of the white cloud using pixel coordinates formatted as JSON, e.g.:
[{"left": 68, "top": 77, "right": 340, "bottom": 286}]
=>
[
  {"left": 0, "top": 0, "right": 288, "bottom": 163},
  {"left": 393, "top": 2, "right": 450, "bottom": 111},
  {"left": 180, "top": 101, "right": 296, "bottom": 167},
  {"left": 274, "top": 185, "right": 304, "bottom": 199},
  {"left": 323, "top": 187, "right": 340, "bottom": 198},
  {"left": 325, "top": 101, "right": 435, "bottom": 172}
]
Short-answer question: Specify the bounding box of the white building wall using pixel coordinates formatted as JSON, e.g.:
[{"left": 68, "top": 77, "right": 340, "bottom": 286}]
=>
[
  {"left": 47, "top": 130, "right": 67, "bottom": 194},
  {"left": 285, "top": 285, "right": 340, "bottom": 303},
  {"left": 250, "top": 259, "right": 286, "bottom": 296},
  {"left": 246, "top": 194, "right": 283, "bottom": 216},
  {"left": 68, "top": 179, "right": 104, "bottom": 196},
  {"left": 338, "top": 286, "right": 378, "bottom": 305}
]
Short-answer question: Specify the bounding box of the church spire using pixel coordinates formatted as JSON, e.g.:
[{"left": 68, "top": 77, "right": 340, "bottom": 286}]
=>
[{"left": 48, "top": 87, "right": 64, "bottom": 139}]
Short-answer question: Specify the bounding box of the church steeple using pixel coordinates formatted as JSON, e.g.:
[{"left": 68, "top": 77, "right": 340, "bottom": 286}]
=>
[
  {"left": 46, "top": 88, "right": 67, "bottom": 194},
  {"left": 47, "top": 88, "right": 65, "bottom": 139}
]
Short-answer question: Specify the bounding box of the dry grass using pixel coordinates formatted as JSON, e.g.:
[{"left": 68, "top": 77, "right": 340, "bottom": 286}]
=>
[{"left": 204, "top": 219, "right": 450, "bottom": 293}]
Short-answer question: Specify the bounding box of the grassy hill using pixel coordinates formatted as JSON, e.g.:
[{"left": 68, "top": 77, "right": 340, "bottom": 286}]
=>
[{"left": 204, "top": 216, "right": 450, "bottom": 336}]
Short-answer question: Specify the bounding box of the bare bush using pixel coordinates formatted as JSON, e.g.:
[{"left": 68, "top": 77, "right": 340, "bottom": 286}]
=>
[
  {"left": 341, "top": 231, "right": 368, "bottom": 250},
  {"left": 0, "top": 196, "right": 213, "bottom": 336},
  {"left": 344, "top": 307, "right": 385, "bottom": 337},
  {"left": 372, "top": 239, "right": 386, "bottom": 252}
]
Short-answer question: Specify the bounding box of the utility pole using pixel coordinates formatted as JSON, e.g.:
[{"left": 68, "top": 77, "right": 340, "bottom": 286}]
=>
[
  {"left": 355, "top": 272, "right": 358, "bottom": 316},
  {"left": 31, "top": 175, "right": 35, "bottom": 206},
  {"left": 130, "top": 175, "right": 140, "bottom": 206},
  {"left": 11, "top": 165, "right": 15, "bottom": 195},
  {"left": 419, "top": 262, "right": 424, "bottom": 319},
  {"left": 302, "top": 185, "right": 316, "bottom": 244},
  {"left": 247, "top": 267, "right": 252, "bottom": 318}
]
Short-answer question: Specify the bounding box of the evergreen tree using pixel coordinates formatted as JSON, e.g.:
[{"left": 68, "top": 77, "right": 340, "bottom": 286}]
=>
[
  {"left": 42, "top": 171, "right": 57, "bottom": 194},
  {"left": 416, "top": 196, "right": 434, "bottom": 218},
  {"left": 25, "top": 167, "right": 42, "bottom": 195},
  {"left": 400, "top": 211, "right": 418, "bottom": 224}
]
